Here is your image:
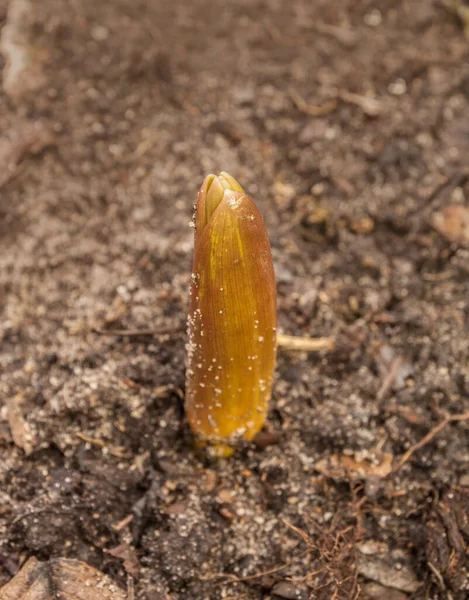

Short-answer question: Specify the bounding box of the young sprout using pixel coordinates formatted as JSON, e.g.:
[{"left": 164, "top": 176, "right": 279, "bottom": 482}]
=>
[{"left": 186, "top": 172, "right": 277, "bottom": 457}]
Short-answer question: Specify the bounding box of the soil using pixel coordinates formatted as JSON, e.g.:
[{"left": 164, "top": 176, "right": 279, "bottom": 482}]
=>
[{"left": 1, "top": 1, "right": 469, "bottom": 599}]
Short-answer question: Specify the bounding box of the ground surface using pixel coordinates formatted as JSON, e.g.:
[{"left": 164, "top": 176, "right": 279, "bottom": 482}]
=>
[{"left": 1, "top": 1, "right": 469, "bottom": 599}]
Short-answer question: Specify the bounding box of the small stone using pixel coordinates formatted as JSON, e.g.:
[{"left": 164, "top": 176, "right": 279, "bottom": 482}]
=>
[
  {"left": 233, "top": 87, "right": 254, "bottom": 105},
  {"left": 216, "top": 489, "right": 235, "bottom": 504},
  {"left": 350, "top": 217, "right": 375, "bottom": 234},
  {"left": 272, "top": 581, "right": 301, "bottom": 599},
  {"left": 90, "top": 25, "right": 109, "bottom": 42},
  {"left": 298, "top": 119, "right": 328, "bottom": 145},
  {"left": 362, "top": 582, "right": 409, "bottom": 599},
  {"left": 364, "top": 9, "right": 382, "bottom": 27},
  {"left": 388, "top": 78, "right": 407, "bottom": 96},
  {"left": 200, "top": 469, "right": 217, "bottom": 492}
]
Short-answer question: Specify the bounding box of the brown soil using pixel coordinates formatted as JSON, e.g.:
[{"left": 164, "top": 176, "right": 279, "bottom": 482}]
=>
[{"left": 1, "top": 1, "right": 469, "bottom": 599}]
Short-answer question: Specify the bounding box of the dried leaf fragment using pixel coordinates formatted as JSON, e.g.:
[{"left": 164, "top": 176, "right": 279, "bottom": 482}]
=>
[
  {"left": 106, "top": 544, "right": 140, "bottom": 579},
  {"left": 314, "top": 453, "right": 393, "bottom": 480},
  {"left": 0, "top": 557, "right": 126, "bottom": 600},
  {"left": 6, "top": 393, "right": 34, "bottom": 455},
  {"left": 357, "top": 543, "right": 421, "bottom": 593},
  {"left": 0, "top": 0, "right": 48, "bottom": 100},
  {"left": 432, "top": 204, "right": 469, "bottom": 246}
]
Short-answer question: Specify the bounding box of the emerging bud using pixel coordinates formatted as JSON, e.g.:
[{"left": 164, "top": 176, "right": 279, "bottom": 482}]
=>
[{"left": 186, "top": 172, "right": 277, "bottom": 457}]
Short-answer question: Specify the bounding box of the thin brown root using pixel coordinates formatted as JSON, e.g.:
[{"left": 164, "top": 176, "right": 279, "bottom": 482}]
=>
[
  {"left": 201, "top": 549, "right": 312, "bottom": 585},
  {"left": 391, "top": 410, "right": 469, "bottom": 473}
]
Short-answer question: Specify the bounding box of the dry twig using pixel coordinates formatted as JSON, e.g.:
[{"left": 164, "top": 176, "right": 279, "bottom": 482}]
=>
[
  {"left": 113, "top": 514, "right": 135, "bottom": 532},
  {"left": 93, "top": 327, "right": 176, "bottom": 336},
  {"left": 127, "top": 575, "right": 135, "bottom": 600},
  {"left": 75, "top": 432, "right": 129, "bottom": 458},
  {"left": 265, "top": 20, "right": 310, "bottom": 46},
  {"left": 339, "top": 90, "right": 383, "bottom": 117},
  {"left": 314, "top": 22, "right": 358, "bottom": 48},
  {"left": 277, "top": 334, "right": 334, "bottom": 352},
  {"left": 94, "top": 327, "right": 333, "bottom": 352},
  {"left": 376, "top": 356, "right": 403, "bottom": 401},
  {"left": 391, "top": 411, "right": 469, "bottom": 473},
  {"left": 266, "top": 19, "right": 358, "bottom": 48},
  {"left": 289, "top": 88, "right": 338, "bottom": 117}
]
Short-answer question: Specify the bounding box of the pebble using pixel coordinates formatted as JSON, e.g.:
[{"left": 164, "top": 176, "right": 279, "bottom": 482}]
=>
[{"left": 272, "top": 581, "right": 301, "bottom": 599}]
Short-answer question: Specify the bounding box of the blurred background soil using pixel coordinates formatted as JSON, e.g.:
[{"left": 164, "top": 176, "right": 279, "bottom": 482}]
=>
[{"left": 1, "top": 1, "right": 469, "bottom": 598}]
